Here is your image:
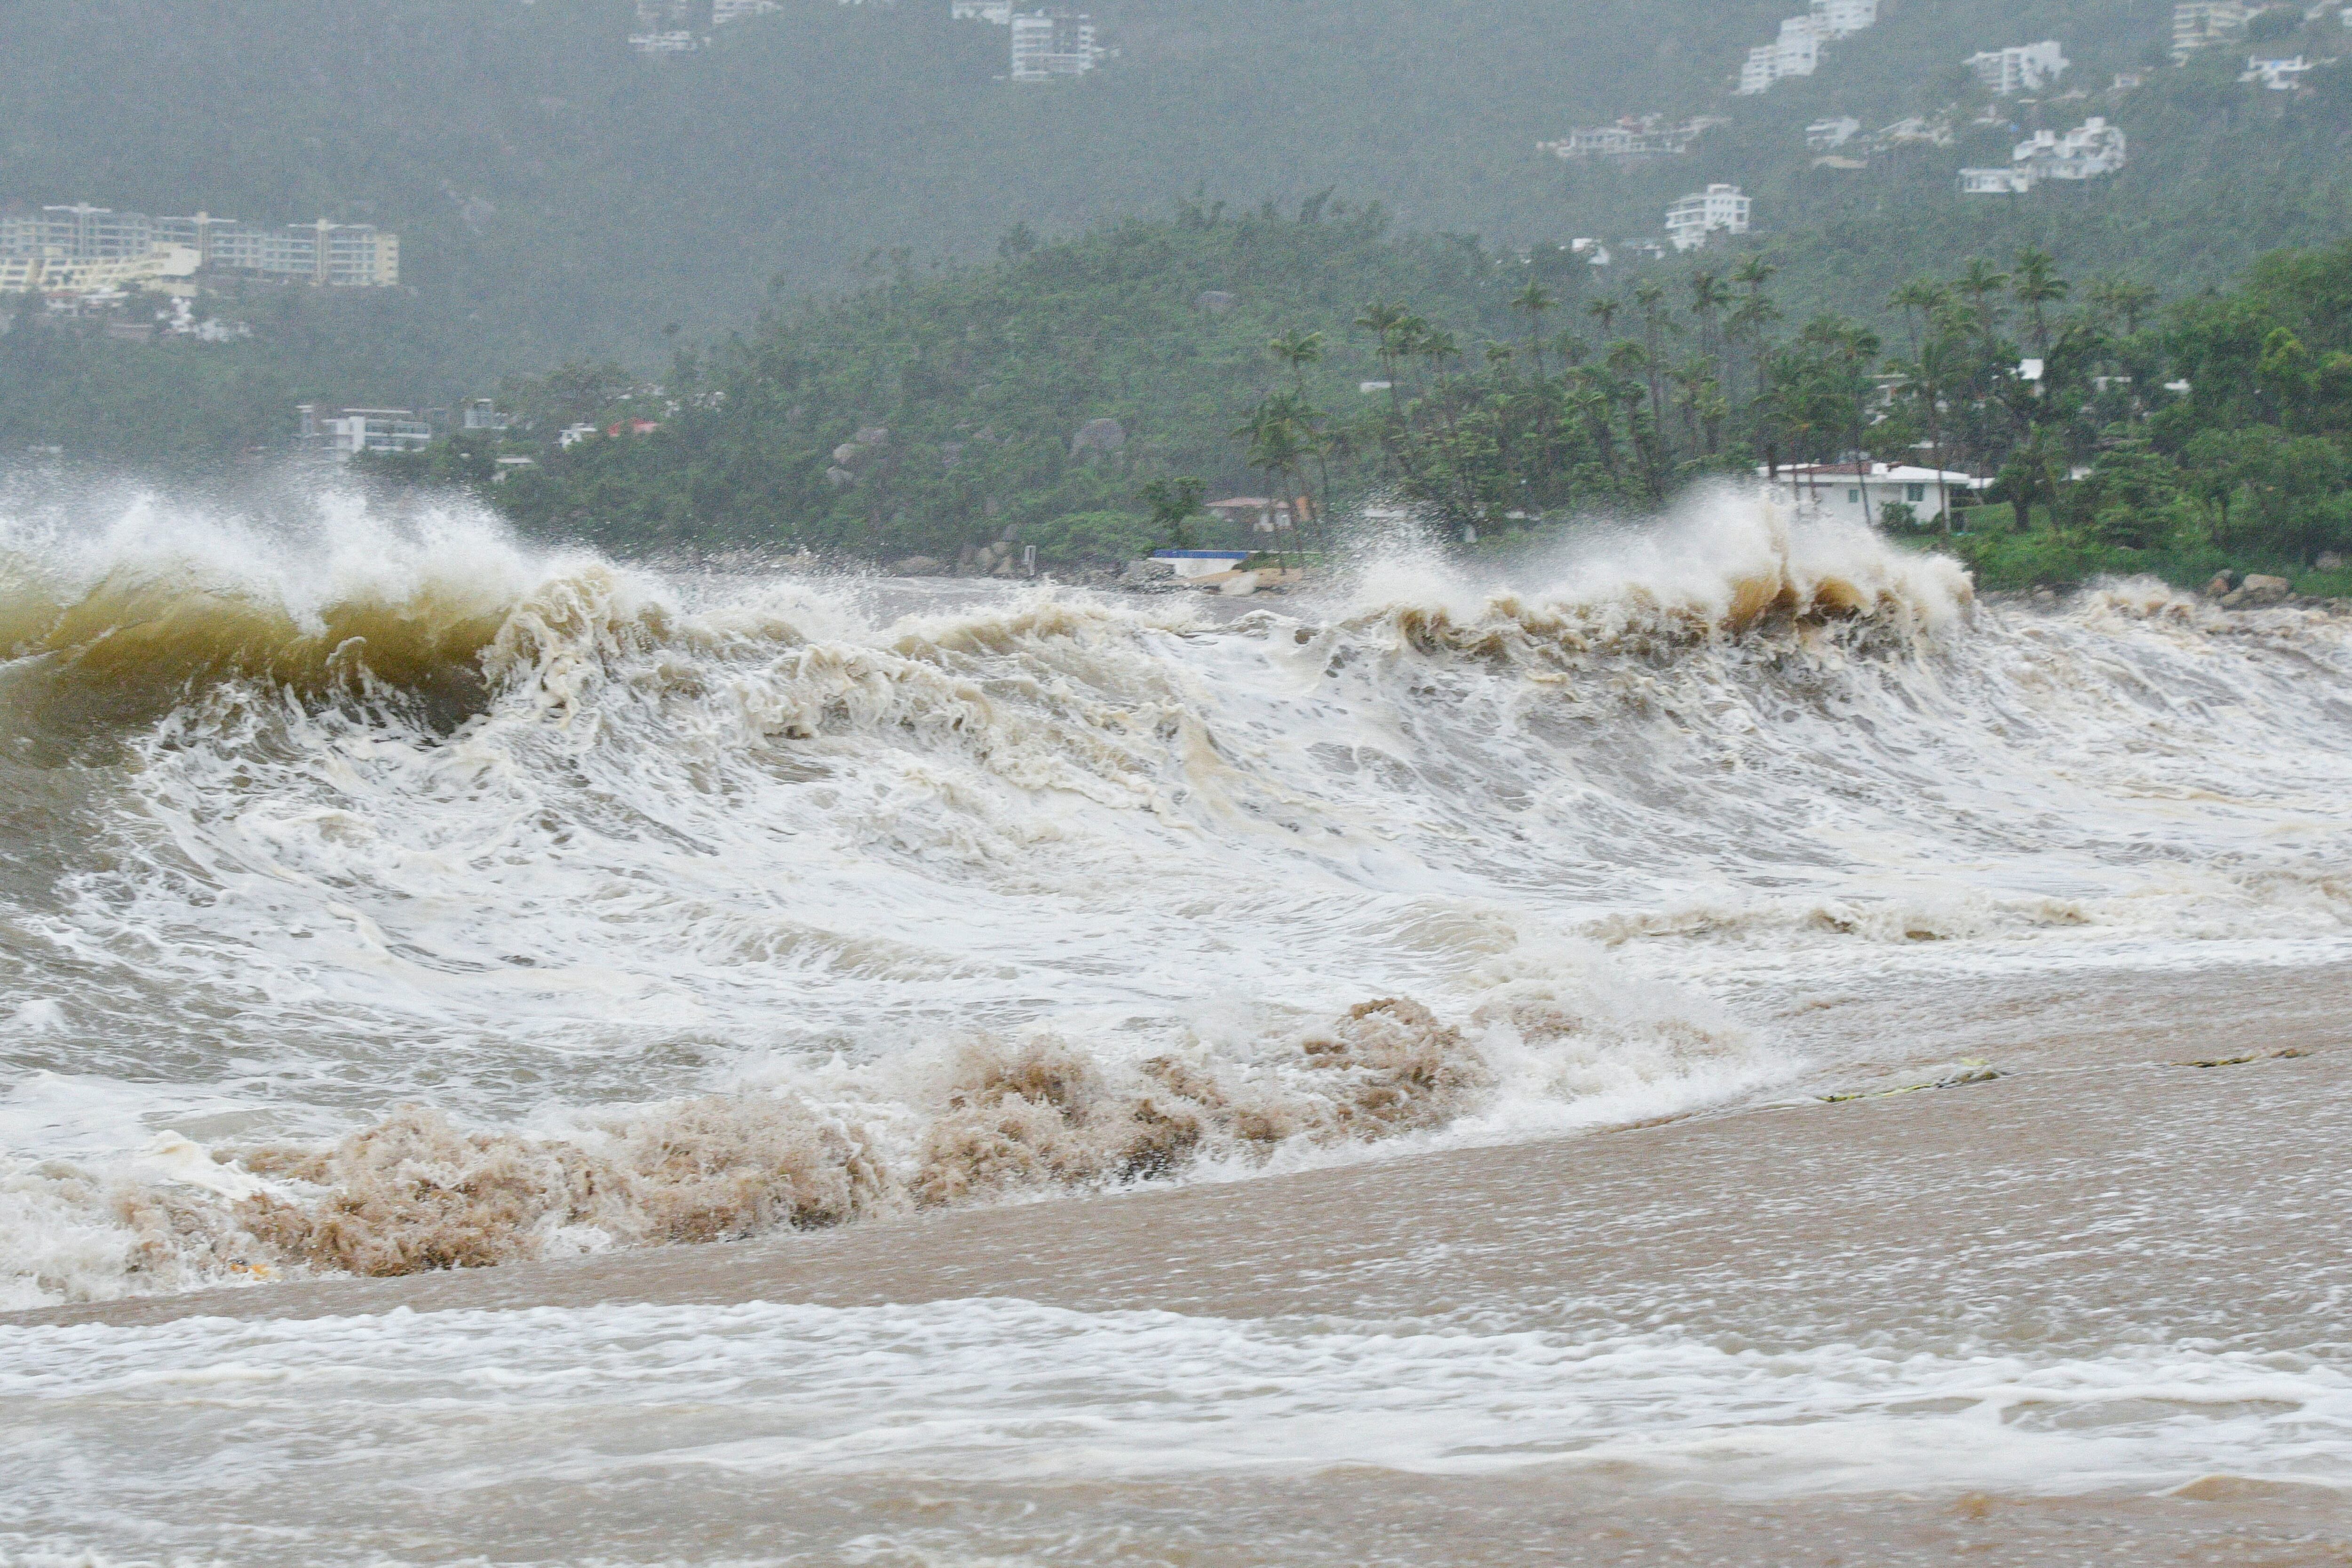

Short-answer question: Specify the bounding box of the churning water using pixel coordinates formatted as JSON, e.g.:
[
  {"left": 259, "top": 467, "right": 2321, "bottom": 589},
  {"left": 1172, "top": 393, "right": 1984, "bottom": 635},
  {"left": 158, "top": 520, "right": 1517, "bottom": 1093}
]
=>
[{"left": 4, "top": 484, "right": 2351, "bottom": 1563}]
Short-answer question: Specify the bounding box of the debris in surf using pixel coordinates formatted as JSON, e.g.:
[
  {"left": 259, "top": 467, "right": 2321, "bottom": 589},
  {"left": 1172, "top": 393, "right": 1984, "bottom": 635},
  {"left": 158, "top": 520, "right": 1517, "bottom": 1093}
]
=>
[{"left": 1819, "top": 1061, "right": 2002, "bottom": 1103}]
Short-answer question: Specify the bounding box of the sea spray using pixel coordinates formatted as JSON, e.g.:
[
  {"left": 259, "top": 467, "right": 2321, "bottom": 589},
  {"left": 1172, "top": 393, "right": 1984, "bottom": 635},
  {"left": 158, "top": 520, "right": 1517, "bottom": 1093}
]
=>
[{"left": 3, "top": 483, "right": 2350, "bottom": 1306}]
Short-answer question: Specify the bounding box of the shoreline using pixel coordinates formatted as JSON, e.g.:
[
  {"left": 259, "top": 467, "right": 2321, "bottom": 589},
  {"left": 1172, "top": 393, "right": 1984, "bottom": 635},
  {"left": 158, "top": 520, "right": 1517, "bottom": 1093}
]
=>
[{"left": 14, "top": 960, "right": 2345, "bottom": 1335}]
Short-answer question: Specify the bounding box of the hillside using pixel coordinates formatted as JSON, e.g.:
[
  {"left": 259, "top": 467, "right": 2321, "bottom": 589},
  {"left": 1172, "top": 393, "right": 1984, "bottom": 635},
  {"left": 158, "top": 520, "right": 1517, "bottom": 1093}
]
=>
[{"left": 0, "top": 0, "right": 2347, "bottom": 461}]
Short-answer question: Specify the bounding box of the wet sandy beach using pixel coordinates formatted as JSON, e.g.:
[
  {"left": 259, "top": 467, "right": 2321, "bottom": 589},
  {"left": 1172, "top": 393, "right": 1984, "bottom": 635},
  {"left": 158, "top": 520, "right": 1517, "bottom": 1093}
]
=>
[{"left": 9, "top": 964, "right": 2349, "bottom": 1564}]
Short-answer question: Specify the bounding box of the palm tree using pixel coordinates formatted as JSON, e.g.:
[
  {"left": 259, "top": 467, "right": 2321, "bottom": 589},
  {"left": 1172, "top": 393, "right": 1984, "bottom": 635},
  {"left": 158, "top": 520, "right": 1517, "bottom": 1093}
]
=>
[
  {"left": 1584, "top": 295, "right": 1621, "bottom": 341},
  {"left": 1634, "top": 279, "right": 1674, "bottom": 451},
  {"left": 1955, "top": 258, "right": 2012, "bottom": 344},
  {"left": 1512, "top": 280, "right": 1557, "bottom": 381},
  {"left": 2085, "top": 276, "right": 2161, "bottom": 336},
  {"left": 1729, "top": 255, "right": 1780, "bottom": 425},
  {"left": 1888, "top": 278, "right": 1948, "bottom": 363},
  {"left": 1269, "top": 329, "right": 1335, "bottom": 533},
  {"left": 1268, "top": 328, "right": 1326, "bottom": 394},
  {"left": 2010, "top": 248, "right": 2070, "bottom": 354},
  {"left": 1687, "top": 270, "right": 1730, "bottom": 361}
]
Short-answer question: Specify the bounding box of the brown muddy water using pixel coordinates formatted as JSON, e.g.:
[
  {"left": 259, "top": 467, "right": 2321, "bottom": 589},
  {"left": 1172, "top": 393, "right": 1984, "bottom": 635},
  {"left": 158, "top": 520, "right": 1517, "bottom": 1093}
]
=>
[{"left": 4, "top": 491, "right": 2352, "bottom": 1564}]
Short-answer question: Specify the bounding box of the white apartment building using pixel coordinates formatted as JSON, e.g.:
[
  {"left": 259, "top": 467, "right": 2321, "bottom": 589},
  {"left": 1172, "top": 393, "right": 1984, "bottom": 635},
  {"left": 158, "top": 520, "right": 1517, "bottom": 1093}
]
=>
[
  {"left": 1538, "top": 115, "right": 1727, "bottom": 160},
  {"left": 1738, "top": 17, "right": 1823, "bottom": 93},
  {"left": 299, "top": 405, "right": 433, "bottom": 459},
  {"left": 2171, "top": 1, "right": 2249, "bottom": 61},
  {"left": 952, "top": 0, "right": 1015, "bottom": 19},
  {"left": 711, "top": 0, "right": 779, "bottom": 22},
  {"left": 1736, "top": 0, "right": 1874, "bottom": 94},
  {"left": 1009, "top": 11, "right": 1101, "bottom": 79},
  {"left": 0, "top": 244, "right": 199, "bottom": 297},
  {"left": 1958, "top": 165, "right": 2036, "bottom": 194},
  {"left": 0, "top": 204, "right": 397, "bottom": 287},
  {"left": 1666, "top": 185, "right": 1751, "bottom": 251},
  {"left": 1961, "top": 116, "right": 2126, "bottom": 194},
  {"left": 2023, "top": 116, "right": 2128, "bottom": 178},
  {"left": 1809, "top": 0, "right": 1878, "bottom": 40},
  {"left": 1968, "top": 40, "right": 2069, "bottom": 95},
  {"left": 1806, "top": 116, "right": 1862, "bottom": 151}
]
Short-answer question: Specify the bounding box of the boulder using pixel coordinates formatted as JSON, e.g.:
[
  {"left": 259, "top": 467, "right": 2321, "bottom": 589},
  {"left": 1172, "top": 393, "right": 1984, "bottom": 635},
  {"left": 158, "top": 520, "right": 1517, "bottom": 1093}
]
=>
[
  {"left": 2202, "top": 571, "right": 2234, "bottom": 598},
  {"left": 888, "top": 555, "right": 945, "bottom": 576},
  {"left": 824, "top": 466, "right": 856, "bottom": 488},
  {"left": 1196, "top": 291, "right": 1238, "bottom": 314},
  {"left": 854, "top": 426, "right": 891, "bottom": 447},
  {"left": 832, "top": 442, "right": 865, "bottom": 466},
  {"left": 2240, "top": 573, "right": 2293, "bottom": 605},
  {"left": 2318, "top": 551, "right": 2346, "bottom": 572}
]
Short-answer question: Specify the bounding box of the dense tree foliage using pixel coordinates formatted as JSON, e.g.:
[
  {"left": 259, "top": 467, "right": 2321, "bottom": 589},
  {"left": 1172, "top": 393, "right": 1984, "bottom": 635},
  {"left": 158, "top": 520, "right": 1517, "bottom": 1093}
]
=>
[
  {"left": 3, "top": 0, "right": 2349, "bottom": 466},
  {"left": 401, "top": 200, "right": 2351, "bottom": 587}
]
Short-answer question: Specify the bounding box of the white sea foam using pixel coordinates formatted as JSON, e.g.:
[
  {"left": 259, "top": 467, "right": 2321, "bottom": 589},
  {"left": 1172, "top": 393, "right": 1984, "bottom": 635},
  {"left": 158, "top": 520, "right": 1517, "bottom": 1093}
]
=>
[
  {"left": 3, "top": 487, "right": 2351, "bottom": 1304},
  {"left": 2, "top": 1296, "right": 2345, "bottom": 1564}
]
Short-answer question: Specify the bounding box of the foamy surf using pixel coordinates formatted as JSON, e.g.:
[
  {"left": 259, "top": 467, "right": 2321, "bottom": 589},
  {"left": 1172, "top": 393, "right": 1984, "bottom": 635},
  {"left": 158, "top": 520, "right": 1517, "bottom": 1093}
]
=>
[{"left": 3, "top": 484, "right": 2352, "bottom": 1307}]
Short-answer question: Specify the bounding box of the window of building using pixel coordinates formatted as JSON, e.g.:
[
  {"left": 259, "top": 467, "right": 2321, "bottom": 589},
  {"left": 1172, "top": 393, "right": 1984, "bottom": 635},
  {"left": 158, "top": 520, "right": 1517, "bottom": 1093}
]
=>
[
  {"left": 1907, "top": 483, "right": 1926, "bottom": 502},
  {"left": 1847, "top": 488, "right": 1860, "bottom": 502}
]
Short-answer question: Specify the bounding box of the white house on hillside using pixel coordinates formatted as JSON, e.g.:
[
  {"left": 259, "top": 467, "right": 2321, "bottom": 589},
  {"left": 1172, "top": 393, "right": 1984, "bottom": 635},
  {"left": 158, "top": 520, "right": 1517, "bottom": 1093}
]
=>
[
  {"left": 1968, "top": 40, "right": 2069, "bottom": 96},
  {"left": 1666, "top": 185, "right": 1751, "bottom": 251},
  {"left": 2242, "top": 54, "right": 2318, "bottom": 89},
  {"left": 1961, "top": 116, "right": 2126, "bottom": 194},
  {"left": 1764, "top": 463, "right": 1986, "bottom": 526},
  {"left": 1806, "top": 116, "right": 1862, "bottom": 150}
]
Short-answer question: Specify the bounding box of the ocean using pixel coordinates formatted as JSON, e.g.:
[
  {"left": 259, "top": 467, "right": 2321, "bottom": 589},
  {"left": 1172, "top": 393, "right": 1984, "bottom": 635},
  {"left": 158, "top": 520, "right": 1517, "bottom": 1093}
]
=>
[{"left": 3, "top": 485, "right": 2348, "bottom": 1564}]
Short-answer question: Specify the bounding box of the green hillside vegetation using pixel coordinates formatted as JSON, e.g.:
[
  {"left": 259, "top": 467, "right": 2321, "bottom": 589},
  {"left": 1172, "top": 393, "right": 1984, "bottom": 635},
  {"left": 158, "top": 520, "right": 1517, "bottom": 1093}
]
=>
[
  {"left": 3, "top": 0, "right": 2350, "bottom": 465},
  {"left": 415, "top": 199, "right": 2350, "bottom": 592}
]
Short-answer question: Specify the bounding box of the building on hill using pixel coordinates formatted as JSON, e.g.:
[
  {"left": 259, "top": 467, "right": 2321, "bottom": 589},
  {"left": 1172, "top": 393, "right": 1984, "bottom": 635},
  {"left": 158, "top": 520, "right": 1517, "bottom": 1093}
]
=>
[
  {"left": 1736, "top": 1, "right": 1875, "bottom": 95},
  {"left": 951, "top": 0, "right": 1015, "bottom": 19},
  {"left": 1764, "top": 462, "right": 1986, "bottom": 527},
  {"left": 1738, "top": 18, "right": 1822, "bottom": 94},
  {"left": 1806, "top": 0, "right": 1867, "bottom": 37},
  {"left": 2242, "top": 54, "right": 2323, "bottom": 87},
  {"left": 0, "top": 245, "right": 199, "bottom": 298},
  {"left": 1809, "top": 0, "right": 1878, "bottom": 39},
  {"left": 1538, "top": 115, "right": 1728, "bottom": 160},
  {"left": 1968, "top": 41, "right": 2069, "bottom": 96},
  {"left": 1871, "top": 115, "right": 1956, "bottom": 149},
  {"left": 1960, "top": 117, "right": 2127, "bottom": 194},
  {"left": 710, "top": 0, "right": 778, "bottom": 21},
  {"left": 299, "top": 405, "right": 433, "bottom": 460},
  {"left": 2172, "top": 2, "right": 2249, "bottom": 62},
  {"left": 0, "top": 204, "right": 397, "bottom": 288},
  {"left": 1009, "top": 11, "right": 1102, "bottom": 79},
  {"left": 1958, "top": 165, "right": 2035, "bottom": 194},
  {"left": 1666, "top": 185, "right": 1751, "bottom": 251},
  {"left": 1806, "top": 116, "right": 1862, "bottom": 151}
]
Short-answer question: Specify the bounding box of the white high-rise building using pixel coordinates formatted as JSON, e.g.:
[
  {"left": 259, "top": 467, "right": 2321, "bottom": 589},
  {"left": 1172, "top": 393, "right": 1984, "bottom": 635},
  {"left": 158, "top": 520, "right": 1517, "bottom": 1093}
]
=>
[
  {"left": 1666, "top": 185, "right": 1751, "bottom": 252},
  {"left": 1009, "top": 11, "right": 1100, "bottom": 79},
  {"left": 1968, "top": 40, "right": 2069, "bottom": 96},
  {"left": 0, "top": 203, "right": 398, "bottom": 287},
  {"left": 2170, "top": 1, "right": 2248, "bottom": 62},
  {"left": 1809, "top": 0, "right": 1877, "bottom": 40},
  {"left": 952, "top": 0, "right": 1015, "bottom": 19}
]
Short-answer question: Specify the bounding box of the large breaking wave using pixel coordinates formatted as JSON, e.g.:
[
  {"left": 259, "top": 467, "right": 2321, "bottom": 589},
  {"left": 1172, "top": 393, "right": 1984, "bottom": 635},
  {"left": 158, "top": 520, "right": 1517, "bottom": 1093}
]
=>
[{"left": 4, "top": 486, "right": 2350, "bottom": 1307}]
